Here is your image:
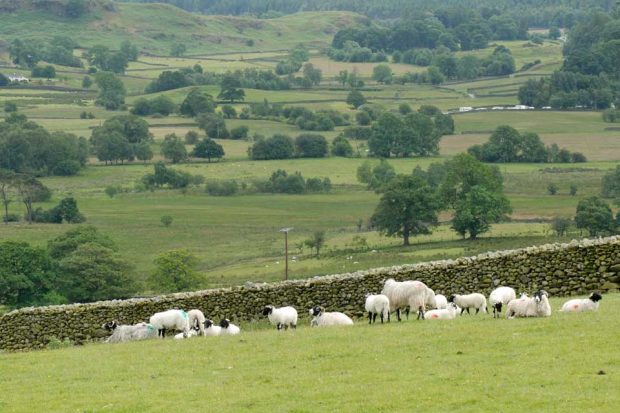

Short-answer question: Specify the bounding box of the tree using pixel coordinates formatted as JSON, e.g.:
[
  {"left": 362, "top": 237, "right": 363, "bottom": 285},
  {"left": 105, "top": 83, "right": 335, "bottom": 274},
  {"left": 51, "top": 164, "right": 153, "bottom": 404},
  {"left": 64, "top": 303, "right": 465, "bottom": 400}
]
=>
[
  {"left": 160, "top": 134, "right": 188, "bottom": 163},
  {"left": 230, "top": 125, "right": 249, "bottom": 140},
  {"left": 185, "top": 130, "right": 200, "bottom": 145},
  {"left": 569, "top": 184, "right": 578, "bottom": 196},
  {"left": 451, "top": 185, "right": 512, "bottom": 239},
  {"left": 547, "top": 183, "right": 558, "bottom": 195},
  {"left": 148, "top": 95, "right": 176, "bottom": 116},
  {"left": 31, "top": 65, "right": 56, "bottom": 79},
  {"left": 372, "top": 64, "right": 393, "bottom": 84},
  {"left": 335, "top": 70, "right": 348, "bottom": 87},
  {"left": 346, "top": 90, "right": 366, "bottom": 109},
  {"left": 302, "top": 63, "right": 322, "bottom": 87},
  {"left": 170, "top": 43, "right": 187, "bottom": 57},
  {"left": 3, "top": 101, "right": 17, "bottom": 112},
  {"left": 150, "top": 249, "right": 201, "bottom": 293},
  {"left": 120, "top": 40, "right": 139, "bottom": 61},
  {"left": 47, "top": 225, "right": 117, "bottom": 260},
  {"left": 357, "top": 159, "right": 396, "bottom": 190},
  {"left": 0, "top": 169, "right": 16, "bottom": 224},
  {"left": 368, "top": 112, "right": 403, "bottom": 157},
  {"left": 58, "top": 243, "right": 136, "bottom": 303},
  {"left": 180, "top": 89, "right": 216, "bottom": 117},
  {"left": 305, "top": 231, "right": 326, "bottom": 257},
  {"left": 601, "top": 166, "right": 620, "bottom": 199},
  {"left": 218, "top": 75, "right": 245, "bottom": 103},
  {"left": 82, "top": 76, "right": 92, "bottom": 89},
  {"left": 0, "top": 73, "right": 9, "bottom": 87},
  {"left": 191, "top": 138, "right": 224, "bottom": 162},
  {"left": 15, "top": 176, "right": 51, "bottom": 224},
  {"left": 0, "top": 241, "right": 58, "bottom": 308},
  {"left": 65, "top": 0, "right": 87, "bottom": 18},
  {"left": 331, "top": 135, "right": 353, "bottom": 157},
  {"left": 371, "top": 175, "right": 440, "bottom": 246},
  {"left": 249, "top": 134, "right": 294, "bottom": 160},
  {"left": 161, "top": 215, "right": 173, "bottom": 227},
  {"left": 295, "top": 134, "right": 328, "bottom": 158},
  {"left": 221, "top": 105, "right": 237, "bottom": 119},
  {"left": 551, "top": 217, "right": 571, "bottom": 236},
  {"left": 549, "top": 26, "right": 561, "bottom": 40},
  {"left": 196, "top": 113, "right": 229, "bottom": 139},
  {"left": 398, "top": 103, "right": 412, "bottom": 115},
  {"left": 94, "top": 71, "right": 126, "bottom": 110},
  {"left": 575, "top": 197, "right": 615, "bottom": 236}
]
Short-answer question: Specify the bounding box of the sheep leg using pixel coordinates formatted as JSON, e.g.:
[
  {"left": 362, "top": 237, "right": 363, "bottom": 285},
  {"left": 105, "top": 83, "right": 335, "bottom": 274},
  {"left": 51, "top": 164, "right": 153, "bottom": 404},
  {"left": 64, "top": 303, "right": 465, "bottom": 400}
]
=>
[
  {"left": 466, "top": 308, "right": 471, "bottom": 315},
  {"left": 291, "top": 323, "right": 296, "bottom": 330},
  {"left": 475, "top": 308, "right": 480, "bottom": 315},
  {"left": 460, "top": 308, "right": 465, "bottom": 316},
  {"left": 387, "top": 311, "right": 390, "bottom": 323},
  {"left": 417, "top": 306, "right": 424, "bottom": 320},
  {"left": 396, "top": 309, "right": 402, "bottom": 322},
  {"left": 368, "top": 312, "right": 372, "bottom": 324},
  {"left": 372, "top": 313, "right": 377, "bottom": 323},
  {"left": 405, "top": 308, "right": 410, "bottom": 320},
  {"left": 380, "top": 313, "right": 384, "bottom": 324},
  {"left": 277, "top": 323, "right": 282, "bottom": 330}
]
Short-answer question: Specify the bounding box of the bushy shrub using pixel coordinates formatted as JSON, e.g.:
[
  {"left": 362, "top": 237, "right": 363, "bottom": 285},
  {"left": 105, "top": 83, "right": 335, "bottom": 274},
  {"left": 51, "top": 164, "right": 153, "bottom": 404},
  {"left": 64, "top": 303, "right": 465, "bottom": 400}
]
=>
[{"left": 206, "top": 180, "right": 239, "bottom": 196}]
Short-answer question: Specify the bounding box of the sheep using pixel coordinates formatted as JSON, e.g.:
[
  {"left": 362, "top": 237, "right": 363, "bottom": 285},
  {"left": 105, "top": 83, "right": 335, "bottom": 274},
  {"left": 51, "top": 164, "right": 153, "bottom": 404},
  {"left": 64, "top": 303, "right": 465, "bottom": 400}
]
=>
[
  {"left": 102, "top": 320, "right": 157, "bottom": 343},
  {"left": 188, "top": 309, "right": 206, "bottom": 336},
  {"left": 309, "top": 306, "right": 354, "bottom": 327},
  {"left": 381, "top": 278, "right": 434, "bottom": 321},
  {"left": 434, "top": 294, "right": 448, "bottom": 309},
  {"left": 448, "top": 293, "right": 488, "bottom": 315},
  {"left": 489, "top": 286, "right": 517, "bottom": 318},
  {"left": 424, "top": 303, "right": 459, "bottom": 320},
  {"left": 560, "top": 292, "right": 602, "bottom": 312},
  {"left": 262, "top": 305, "right": 298, "bottom": 330},
  {"left": 174, "top": 329, "right": 199, "bottom": 340},
  {"left": 203, "top": 319, "right": 222, "bottom": 336},
  {"left": 149, "top": 309, "right": 190, "bottom": 338},
  {"left": 219, "top": 319, "right": 241, "bottom": 335},
  {"left": 506, "top": 290, "right": 551, "bottom": 318},
  {"left": 364, "top": 294, "right": 390, "bottom": 324}
]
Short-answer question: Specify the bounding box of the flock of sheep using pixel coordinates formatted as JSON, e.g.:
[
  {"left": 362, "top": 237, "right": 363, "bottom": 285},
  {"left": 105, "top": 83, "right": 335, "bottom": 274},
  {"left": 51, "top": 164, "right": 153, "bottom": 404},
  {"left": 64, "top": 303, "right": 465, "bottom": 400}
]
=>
[{"left": 101, "top": 278, "right": 603, "bottom": 344}]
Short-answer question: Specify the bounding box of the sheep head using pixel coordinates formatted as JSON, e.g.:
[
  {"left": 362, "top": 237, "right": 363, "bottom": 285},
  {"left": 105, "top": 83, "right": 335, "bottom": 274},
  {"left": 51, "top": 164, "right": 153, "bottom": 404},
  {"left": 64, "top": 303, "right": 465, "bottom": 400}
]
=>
[
  {"left": 590, "top": 292, "right": 603, "bottom": 302},
  {"left": 262, "top": 305, "right": 274, "bottom": 316}
]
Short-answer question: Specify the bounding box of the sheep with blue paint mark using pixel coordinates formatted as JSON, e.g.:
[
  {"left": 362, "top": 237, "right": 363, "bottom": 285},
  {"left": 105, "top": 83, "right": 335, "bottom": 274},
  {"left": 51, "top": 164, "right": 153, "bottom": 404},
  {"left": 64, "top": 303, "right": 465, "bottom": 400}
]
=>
[
  {"left": 188, "top": 309, "right": 206, "bottom": 336},
  {"left": 102, "top": 320, "right": 157, "bottom": 343},
  {"left": 149, "top": 309, "right": 190, "bottom": 338}
]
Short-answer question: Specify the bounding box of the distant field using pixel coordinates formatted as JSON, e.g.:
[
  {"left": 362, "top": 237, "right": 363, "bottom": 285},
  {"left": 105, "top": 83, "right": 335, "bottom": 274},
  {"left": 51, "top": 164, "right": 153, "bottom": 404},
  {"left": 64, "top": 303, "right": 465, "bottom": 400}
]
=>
[{"left": 1, "top": 294, "right": 618, "bottom": 412}]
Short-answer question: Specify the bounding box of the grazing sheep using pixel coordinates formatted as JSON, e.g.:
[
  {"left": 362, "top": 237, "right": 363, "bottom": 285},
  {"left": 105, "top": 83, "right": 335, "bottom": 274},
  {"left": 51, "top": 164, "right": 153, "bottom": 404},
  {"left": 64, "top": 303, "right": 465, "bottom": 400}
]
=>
[
  {"left": 506, "top": 290, "right": 551, "bottom": 318},
  {"left": 434, "top": 294, "right": 448, "bottom": 310},
  {"left": 309, "top": 306, "right": 354, "bottom": 327},
  {"left": 188, "top": 309, "right": 206, "bottom": 336},
  {"left": 448, "top": 293, "right": 488, "bottom": 315},
  {"left": 174, "top": 329, "right": 199, "bottom": 340},
  {"left": 149, "top": 309, "right": 190, "bottom": 338},
  {"left": 364, "top": 294, "right": 390, "bottom": 324},
  {"left": 424, "top": 303, "right": 459, "bottom": 320},
  {"left": 102, "top": 321, "right": 157, "bottom": 343},
  {"left": 560, "top": 292, "right": 602, "bottom": 312},
  {"left": 219, "top": 319, "right": 241, "bottom": 335},
  {"left": 203, "top": 319, "right": 222, "bottom": 336},
  {"left": 381, "top": 278, "right": 434, "bottom": 321},
  {"left": 489, "top": 287, "right": 517, "bottom": 318},
  {"left": 262, "top": 305, "right": 298, "bottom": 330}
]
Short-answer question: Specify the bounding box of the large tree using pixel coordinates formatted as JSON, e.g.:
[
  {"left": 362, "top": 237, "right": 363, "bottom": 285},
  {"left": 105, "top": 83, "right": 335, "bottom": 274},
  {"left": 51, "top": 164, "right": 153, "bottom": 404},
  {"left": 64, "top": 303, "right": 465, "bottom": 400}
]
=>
[
  {"left": 575, "top": 197, "right": 615, "bottom": 236},
  {"left": 371, "top": 175, "right": 440, "bottom": 245},
  {"left": 14, "top": 176, "right": 52, "bottom": 224},
  {"left": 191, "top": 138, "right": 224, "bottom": 162},
  {"left": 451, "top": 185, "right": 511, "bottom": 239},
  {"left": 160, "top": 134, "right": 188, "bottom": 164},
  {"left": 0, "top": 169, "right": 16, "bottom": 224},
  {"left": 218, "top": 75, "right": 245, "bottom": 103},
  {"left": 150, "top": 249, "right": 201, "bottom": 293},
  {"left": 94, "top": 71, "right": 126, "bottom": 110}
]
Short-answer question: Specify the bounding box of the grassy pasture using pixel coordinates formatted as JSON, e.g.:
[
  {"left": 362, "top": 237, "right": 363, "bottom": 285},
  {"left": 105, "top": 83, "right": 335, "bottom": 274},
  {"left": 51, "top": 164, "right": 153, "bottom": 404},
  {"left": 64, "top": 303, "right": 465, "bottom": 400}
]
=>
[{"left": 1, "top": 294, "right": 618, "bottom": 412}]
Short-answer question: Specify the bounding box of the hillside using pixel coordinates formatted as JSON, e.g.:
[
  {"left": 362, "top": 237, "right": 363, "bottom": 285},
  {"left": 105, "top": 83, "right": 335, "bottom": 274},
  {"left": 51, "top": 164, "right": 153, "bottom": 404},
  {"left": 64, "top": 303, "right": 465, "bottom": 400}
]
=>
[{"left": 0, "top": 2, "right": 365, "bottom": 54}]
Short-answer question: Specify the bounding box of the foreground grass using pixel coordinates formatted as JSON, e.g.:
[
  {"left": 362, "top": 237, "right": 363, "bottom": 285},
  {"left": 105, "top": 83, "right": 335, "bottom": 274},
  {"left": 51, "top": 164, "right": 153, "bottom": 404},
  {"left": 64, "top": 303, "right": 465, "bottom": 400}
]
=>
[{"left": 1, "top": 294, "right": 618, "bottom": 412}]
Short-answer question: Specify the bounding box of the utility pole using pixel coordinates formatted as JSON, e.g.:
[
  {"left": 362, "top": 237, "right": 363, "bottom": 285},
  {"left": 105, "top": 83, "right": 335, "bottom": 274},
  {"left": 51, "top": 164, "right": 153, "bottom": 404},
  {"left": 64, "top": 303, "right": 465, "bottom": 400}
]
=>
[{"left": 279, "top": 228, "right": 293, "bottom": 280}]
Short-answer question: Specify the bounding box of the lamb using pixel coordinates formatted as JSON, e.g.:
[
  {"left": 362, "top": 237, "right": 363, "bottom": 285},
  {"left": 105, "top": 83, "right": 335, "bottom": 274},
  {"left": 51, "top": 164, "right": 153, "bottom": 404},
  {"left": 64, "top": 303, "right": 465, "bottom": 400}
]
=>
[
  {"left": 364, "top": 294, "right": 390, "bottom": 324},
  {"left": 424, "top": 302, "right": 459, "bottom": 320},
  {"left": 506, "top": 290, "right": 551, "bottom": 318},
  {"left": 560, "top": 292, "right": 602, "bottom": 312},
  {"left": 188, "top": 309, "right": 206, "bottom": 336},
  {"left": 448, "top": 293, "right": 488, "bottom": 315},
  {"left": 309, "top": 306, "right": 354, "bottom": 327},
  {"left": 489, "top": 286, "right": 517, "bottom": 318},
  {"left": 434, "top": 294, "right": 448, "bottom": 310},
  {"left": 174, "top": 329, "right": 199, "bottom": 340},
  {"left": 381, "top": 278, "right": 434, "bottom": 321},
  {"left": 149, "top": 309, "right": 190, "bottom": 338},
  {"left": 203, "top": 319, "right": 222, "bottom": 336},
  {"left": 262, "top": 305, "right": 298, "bottom": 330},
  {"left": 102, "top": 320, "right": 157, "bottom": 343},
  {"left": 219, "top": 319, "right": 241, "bottom": 335}
]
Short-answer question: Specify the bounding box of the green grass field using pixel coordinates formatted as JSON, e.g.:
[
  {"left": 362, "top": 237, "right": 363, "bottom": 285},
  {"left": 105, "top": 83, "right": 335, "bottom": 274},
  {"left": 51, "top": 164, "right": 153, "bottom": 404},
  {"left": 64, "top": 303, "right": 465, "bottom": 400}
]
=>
[{"left": 1, "top": 294, "right": 618, "bottom": 412}]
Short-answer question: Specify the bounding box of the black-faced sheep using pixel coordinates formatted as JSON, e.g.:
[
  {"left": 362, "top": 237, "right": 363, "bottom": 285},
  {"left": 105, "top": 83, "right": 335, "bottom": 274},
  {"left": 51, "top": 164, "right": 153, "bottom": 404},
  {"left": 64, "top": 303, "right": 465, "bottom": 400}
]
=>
[
  {"left": 448, "top": 293, "right": 488, "bottom": 315},
  {"left": 309, "top": 306, "right": 354, "bottom": 326},
  {"left": 560, "top": 292, "right": 602, "bottom": 312},
  {"left": 489, "top": 286, "right": 516, "bottom": 318},
  {"left": 506, "top": 290, "right": 551, "bottom": 318},
  {"left": 102, "top": 320, "right": 157, "bottom": 343},
  {"left": 262, "top": 305, "right": 298, "bottom": 330},
  {"left": 149, "top": 309, "right": 190, "bottom": 338}
]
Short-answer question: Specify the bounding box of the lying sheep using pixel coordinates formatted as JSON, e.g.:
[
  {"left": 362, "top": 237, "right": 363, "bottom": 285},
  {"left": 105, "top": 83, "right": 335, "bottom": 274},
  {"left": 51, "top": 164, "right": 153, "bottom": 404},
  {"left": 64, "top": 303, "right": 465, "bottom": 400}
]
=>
[
  {"left": 364, "top": 294, "right": 390, "bottom": 324},
  {"left": 174, "top": 329, "right": 199, "bottom": 340},
  {"left": 435, "top": 294, "right": 448, "bottom": 309},
  {"left": 309, "top": 306, "right": 354, "bottom": 327},
  {"left": 219, "top": 319, "right": 241, "bottom": 335},
  {"left": 424, "top": 303, "right": 459, "bottom": 320},
  {"left": 203, "top": 319, "right": 222, "bottom": 337},
  {"left": 381, "top": 279, "right": 434, "bottom": 321},
  {"left": 448, "top": 293, "right": 488, "bottom": 315},
  {"left": 489, "top": 286, "right": 517, "bottom": 318},
  {"left": 560, "top": 292, "right": 602, "bottom": 312},
  {"left": 188, "top": 309, "right": 206, "bottom": 336},
  {"left": 149, "top": 309, "right": 190, "bottom": 338},
  {"left": 262, "top": 305, "right": 298, "bottom": 330},
  {"left": 506, "top": 290, "right": 551, "bottom": 318},
  {"left": 102, "top": 320, "right": 157, "bottom": 343}
]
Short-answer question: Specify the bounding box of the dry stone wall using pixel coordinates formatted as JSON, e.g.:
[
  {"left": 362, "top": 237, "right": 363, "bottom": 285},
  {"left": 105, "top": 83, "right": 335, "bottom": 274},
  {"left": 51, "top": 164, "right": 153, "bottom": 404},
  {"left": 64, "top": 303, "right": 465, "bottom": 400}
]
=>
[{"left": 1, "top": 236, "right": 619, "bottom": 351}]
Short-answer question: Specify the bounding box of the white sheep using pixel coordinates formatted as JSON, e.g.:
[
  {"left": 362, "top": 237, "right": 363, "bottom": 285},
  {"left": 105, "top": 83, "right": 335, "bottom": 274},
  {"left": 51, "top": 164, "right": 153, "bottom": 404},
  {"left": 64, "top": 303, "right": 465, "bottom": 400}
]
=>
[
  {"left": 424, "top": 302, "right": 459, "bottom": 320},
  {"left": 149, "top": 309, "right": 190, "bottom": 338},
  {"left": 309, "top": 306, "right": 354, "bottom": 327},
  {"left": 434, "top": 294, "right": 448, "bottom": 309},
  {"left": 381, "top": 278, "right": 434, "bottom": 321},
  {"left": 489, "top": 286, "right": 517, "bottom": 318},
  {"left": 506, "top": 290, "right": 551, "bottom": 318},
  {"left": 174, "top": 329, "right": 199, "bottom": 340},
  {"left": 102, "top": 321, "right": 157, "bottom": 343},
  {"left": 219, "top": 319, "right": 241, "bottom": 335},
  {"left": 262, "top": 305, "right": 298, "bottom": 330},
  {"left": 203, "top": 319, "right": 222, "bottom": 336},
  {"left": 448, "top": 293, "right": 488, "bottom": 315},
  {"left": 188, "top": 309, "right": 206, "bottom": 336},
  {"left": 364, "top": 294, "right": 390, "bottom": 324},
  {"left": 560, "top": 292, "right": 602, "bottom": 312}
]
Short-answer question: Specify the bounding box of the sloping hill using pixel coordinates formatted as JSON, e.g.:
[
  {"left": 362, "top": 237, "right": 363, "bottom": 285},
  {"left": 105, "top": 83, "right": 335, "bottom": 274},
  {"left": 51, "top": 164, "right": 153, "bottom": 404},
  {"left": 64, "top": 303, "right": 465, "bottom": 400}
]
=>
[{"left": 0, "top": 2, "right": 365, "bottom": 54}]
